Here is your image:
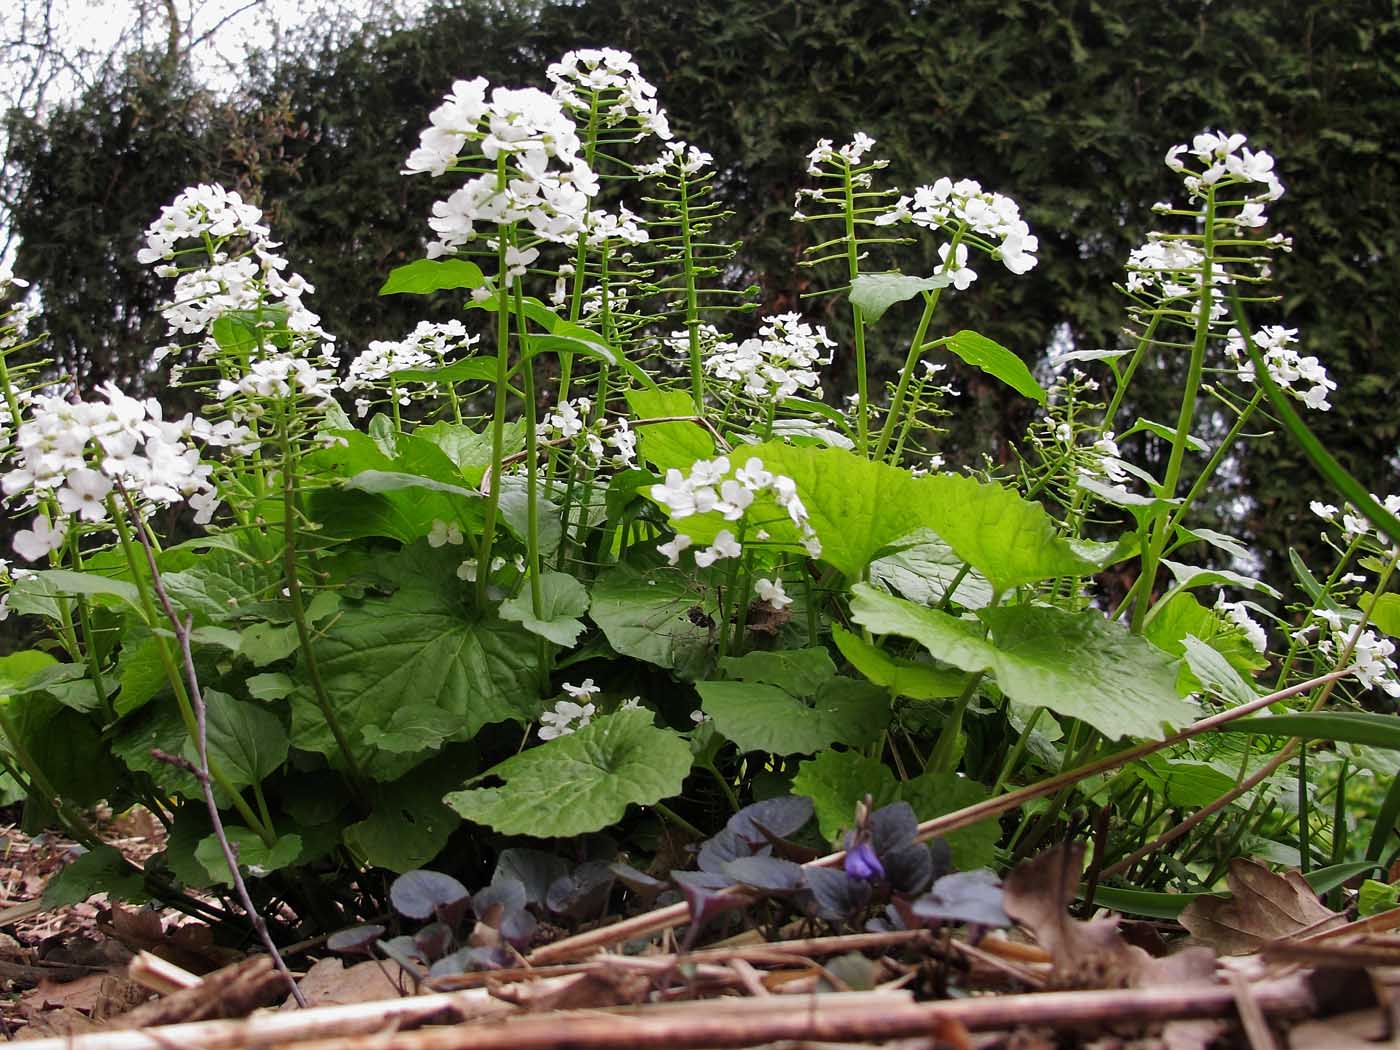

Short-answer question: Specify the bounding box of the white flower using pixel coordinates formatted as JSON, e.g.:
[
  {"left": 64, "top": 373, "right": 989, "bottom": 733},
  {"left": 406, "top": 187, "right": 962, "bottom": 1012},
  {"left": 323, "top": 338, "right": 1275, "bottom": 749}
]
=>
[
  {"left": 1310, "top": 501, "right": 1339, "bottom": 522},
  {"left": 563, "top": 678, "right": 600, "bottom": 702},
  {"left": 694, "top": 529, "right": 742, "bottom": 568},
  {"left": 13, "top": 515, "right": 67, "bottom": 561},
  {"left": 428, "top": 519, "right": 464, "bottom": 547},
  {"left": 657, "top": 533, "right": 693, "bottom": 565},
  {"left": 539, "top": 698, "right": 595, "bottom": 740},
  {"left": 1215, "top": 593, "right": 1268, "bottom": 654},
  {"left": 754, "top": 577, "right": 792, "bottom": 610}
]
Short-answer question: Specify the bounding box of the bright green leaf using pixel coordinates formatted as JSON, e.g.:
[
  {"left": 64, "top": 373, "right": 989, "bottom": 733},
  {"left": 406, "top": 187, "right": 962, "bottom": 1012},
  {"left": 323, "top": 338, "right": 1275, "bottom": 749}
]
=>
[
  {"left": 499, "top": 571, "right": 590, "bottom": 646},
  {"left": 697, "top": 677, "right": 888, "bottom": 755},
  {"left": 196, "top": 829, "right": 303, "bottom": 885},
  {"left": 850, "top": 584, "right": 1194, "bottom": 740},
  {"left": 944, "top": 330, "right": 1046, "bottom": 405},
  {"left": 42, "top": 844, "right": 147, "bottom": 908},
  {"left": 589, "top": 564, "right": 716, "bottom": 678},
  {"left": 848, "top": 272, "right": 946, "bottom": 323},
  {"left": 832, "top": 625, "right": 964, "bottom": 699},
  {"left": 378, "top": 258, "right": 484, "bottom": 295},
  {"left": 624, "top": 387, "right": 713, "bottom": 472},
  {"left": 444, "top": 708, "right": 691, "bottom": 838}
]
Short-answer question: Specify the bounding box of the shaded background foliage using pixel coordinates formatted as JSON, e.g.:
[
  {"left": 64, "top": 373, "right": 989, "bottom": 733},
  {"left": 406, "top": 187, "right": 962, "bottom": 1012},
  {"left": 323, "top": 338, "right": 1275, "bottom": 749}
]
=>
[{"left": 5, "top": 0, "right": 1397, "bottom": 584}]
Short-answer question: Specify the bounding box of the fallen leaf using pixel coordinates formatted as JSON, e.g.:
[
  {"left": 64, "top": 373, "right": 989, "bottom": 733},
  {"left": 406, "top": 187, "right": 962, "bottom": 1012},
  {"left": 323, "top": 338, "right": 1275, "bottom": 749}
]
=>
[
  {"left": 1003, "top": 843, "right": 1215, "bottom": 989},
  {"left": 1179, "top": 857, "right": 1347, "bottom": 955},
  {"left": 290, "top": 957, "right": 403, "bottom": 1007}
]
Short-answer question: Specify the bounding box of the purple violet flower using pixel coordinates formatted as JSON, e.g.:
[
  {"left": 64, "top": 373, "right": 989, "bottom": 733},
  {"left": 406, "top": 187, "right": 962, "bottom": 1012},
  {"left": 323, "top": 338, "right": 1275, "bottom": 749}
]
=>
[{"left": 844, "top": 840, "right": 885, "bottom": 882}]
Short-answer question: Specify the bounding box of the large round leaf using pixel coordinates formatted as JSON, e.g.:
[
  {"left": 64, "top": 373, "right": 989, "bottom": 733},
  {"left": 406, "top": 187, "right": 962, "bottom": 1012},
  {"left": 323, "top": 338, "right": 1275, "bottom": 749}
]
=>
[{"left": 444, "top": 709, "right": 691, "bottom": 837}]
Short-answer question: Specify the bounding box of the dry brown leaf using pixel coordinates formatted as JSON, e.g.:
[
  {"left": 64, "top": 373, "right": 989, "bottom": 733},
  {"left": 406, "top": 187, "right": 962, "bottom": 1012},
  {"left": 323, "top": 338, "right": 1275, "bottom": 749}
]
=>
[
  {"left": 1003, "top": 843, "right": 1216, "bottom": 990},
  {"left": 1179, "top": 858, "right": 1347, "bottom": 955},
  {"left": 1287, "top": 1007, "right": 1390, "bottom": 1049},
  {"left": 291, "top": 957, "right": 403, "bottom": 1007}
]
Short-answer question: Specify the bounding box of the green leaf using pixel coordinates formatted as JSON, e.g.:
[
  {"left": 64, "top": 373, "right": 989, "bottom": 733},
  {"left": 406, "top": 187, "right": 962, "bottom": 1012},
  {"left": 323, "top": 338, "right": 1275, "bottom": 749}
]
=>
[
  {"left": 238, "top": 622, "right": 300, "bottom": 668},
  {"left": 848, "top": 272, "right": 946, "bottom": 323},
  {"left": 943, "top": 330, "right": 1046, "bottom": 405},
  {"left": 850, "top": 584, "right": 1194, "bottom": 740},
  {"left": 193, "top": 690, "right": 289, "bottom": 788},
  {"left": 1215, "top": 712, "right": 1400, "bottom": 750},
  {"left": 360, "top": 704, "right": 462, "bottom": 753},
  {"left": 744, "top": 444, "right": 1100, "bottom": 589},
  {"left": 1359, "top": 879, "right": 1400, "bottom": 917},
  {"left": 832, "top": 625, "right": 964, "bottom": 699},
  {"left": 1233, "top": 290, "right": 1400, "bottom": 549},
  {"left": 791, "top": 750, "right": 998, "bottom": 869},
  {"left": 498, "top": 571, "right": 590, "bottom": 646},
  {"left": 196, "top": 829, "right": 303, "bottom": 885},
  {"left": 868, "top": 530, "right": 994, "bottom": 610},
  {"left": 1161, "top": 559, "right": 1280, "bottom": 600},
  {"left": 379, "top": 258, "right": 484, "bottom": 295},
  {"left": 161, "top": 546, "right": 284, "bottom": 624},
  {"left": 0, "top": 651, "right": 57, "bottom": 693},
  {"left": 624, "top": 387, "right": 714, "bottom": 472},
  {"left": 416, "top": 420, "right": 525, "bottom": 486},
  {"left": 1123, "top": 417, "right": 1209, "bottom": 454},
  {"left": 1365, "top": 593, "right": 1400, "bottom": 639},
  {"left": 24, "top": 570, "right": 144, "bottom": 619},
  {"left": 697, "top": 678, "right": 889, "bottom": 755},
  {"left": 344, "top": 469, "right": 481, "bottom": 501},
  {"left": 445, "top": 708, "right": 691, "bottom": 838},
  {"left": 42, "top": 844, "right": 147, "bottom": 908},
  {"left": 211, "top": 306, "right": 290, "bottom": 355},
  {"left": 343, "top": 754, "right": 464, "bottom": 873},
  {"left": 391, "top": 357, "right": 504, "bottom": 387},
  {"left": 718, "top": 647, "right": 836, "bottom": 696},
  {"left": 9, "top": 663, "right": 105, "bottom": 713},
  {"left": 1180, "top": 635, "right": 1258, "bottom": 706},
  {"left": 246, "top": 673, "right": 295, "bottom": 701},
  {"left": 114, "top": 635, "right": 167, "bottom": 715},
  {"left": 589, "top": 564, "right": 717, "bottom": 678},
  {"left": 294, "top": 546, "right": 541, "bottom": 779}
]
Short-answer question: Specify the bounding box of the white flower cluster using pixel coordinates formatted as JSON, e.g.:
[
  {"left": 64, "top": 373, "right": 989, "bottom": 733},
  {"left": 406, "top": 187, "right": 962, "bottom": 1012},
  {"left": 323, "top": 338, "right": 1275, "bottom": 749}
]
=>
[
  {"left": 343, "top": 320, "right": 481, "bottom": 414},
  {"left": 1165, "top": 131, "right": 1284, "bottom": 205},
  {"left": 1304, "top": 609, "right": 1400, "bottom": 698},
  {"left": 215, "top": 355, "right": 339, "bottom": 415},
  {"left": 3, "top": 384, "right": 249, "bottom": 556},
  {"left": 1224, "top": 325, "right": 1335, "bottom": 411},
  {"left": 404, "top": 78, "right": 600, "bottom": 260},
  {"left": 754, "top": 577, "right": 792, "bottom": 610},
  {"left": 140, "top": 184, "right": 332, "bottom": 355},
  {"left": 539, "top": 679, "right": 600, "bottom": 740},
  {"left": 1311, "top": 495, "right": 1400, "bottom": 552},
  {"left": 546, "top": 48, "right": 671, "bottom": 142},
  {"left": 636, "top": 140, "right": 713, "bottom": 178},
  {"left": 1122, "top": 240, "right": 1232, "bottom": 316},
  {"left": 583, "top": 204, "right": 649, "bottom": 248},
  {"left": 1214, "top": 593, "right": 1268, "bottom": 654},
  {"left": 876, "top": 177, "right": 1039, "bottom": 277},
  {"left": 805, "top": 133, "right": 882, "bottom": 175},
  {"left": 536, "top": 397, "right": 638, "bottom": 471},
  {"left": 650, "top": 455, "right": 820, "bottom": 566},
  {"left": 703, "top": 313, "right": 836, "bottom": 400}
]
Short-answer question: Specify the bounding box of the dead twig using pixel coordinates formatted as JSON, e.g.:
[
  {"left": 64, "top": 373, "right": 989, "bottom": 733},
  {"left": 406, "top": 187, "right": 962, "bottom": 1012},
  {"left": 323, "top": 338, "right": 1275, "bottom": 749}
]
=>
[
  {"left": 123, "top": 489, "right": 307, "bottom": 1008},
  {"left": 529, "top": 667, "right": 1355, "bottom": 964}
]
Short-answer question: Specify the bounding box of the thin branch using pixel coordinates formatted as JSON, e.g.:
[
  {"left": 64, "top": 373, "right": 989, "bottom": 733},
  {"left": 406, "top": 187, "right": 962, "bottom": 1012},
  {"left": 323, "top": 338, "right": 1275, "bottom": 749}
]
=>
[
  {"left": 121, "top": 488, "right": 306, "bottom": 1008},
  {"left": 530, "top": 666, "right": 1355, "bottom": 964}
]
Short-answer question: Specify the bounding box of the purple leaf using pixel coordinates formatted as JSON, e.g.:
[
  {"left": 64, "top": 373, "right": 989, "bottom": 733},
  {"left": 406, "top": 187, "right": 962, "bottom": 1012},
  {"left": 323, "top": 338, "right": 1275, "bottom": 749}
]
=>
[
  {"left": 326, "top": 924, "right": 385, "bottom": 955},
  {"left": 697, "top": 827, "right": 769, "bottom": 873},
  {"left": 722, "top": 855, "right": 807, "bottom": 893},
  {"left": 672, "top": 870, "right": 741, "bottom": 929},
  {"left": 805, "top": 867, "right": 873, "bottom": 922},
  {"left": 911, "top": 869, "right": 1010, "bottom": 927},
  {"left": 870, "top": 802, "right": 918, "bottom": 854},
  {"left": 727, "top": 796, "right": 815, "bottom": 845},
  {"left": 493, "top": 848, "right": 571, "bottom": 907},
  {"left": 390, "top": 869, "right": 471, "bottom": 925},
  {"left": 546, "top": 861, "right": 617, "bottom": 920},
  {"left": 413, "top": 921, "right": 454, "bottom": 962},
  {"left": 883, "top": 842, "right": 934, "bottom": 895}
]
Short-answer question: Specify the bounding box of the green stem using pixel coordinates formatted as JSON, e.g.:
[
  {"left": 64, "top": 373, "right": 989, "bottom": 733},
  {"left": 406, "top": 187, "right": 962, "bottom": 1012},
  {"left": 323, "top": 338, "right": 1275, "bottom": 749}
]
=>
[
  {"left": 928, "top": 670, "right": 984, "bottom": 775},
  {"left": 278, "top": 413, "right": 366, "bottom": 788},
  {"left": 678, "top": 171, "right": 705, "bottom": 411},
  {"left": 842, "top": 162, "right": 869, "bottom": 456},
  {"left": 872, "top": 224, "right": 964, "bottom": 463},
  {"left": 476, "top": 186, "right": 514, "bottom": 607},
  {"left": 107, "top": 497, "right": 273, "bottom": 844},
  {"left": 1131, "top": 187, "right": 1219, "bottom": 633}
]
